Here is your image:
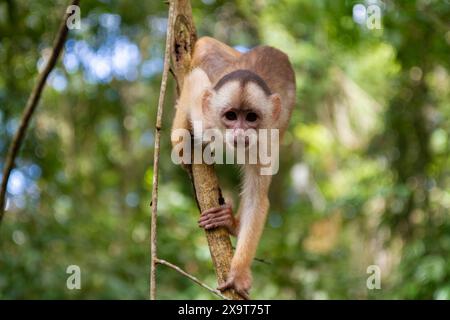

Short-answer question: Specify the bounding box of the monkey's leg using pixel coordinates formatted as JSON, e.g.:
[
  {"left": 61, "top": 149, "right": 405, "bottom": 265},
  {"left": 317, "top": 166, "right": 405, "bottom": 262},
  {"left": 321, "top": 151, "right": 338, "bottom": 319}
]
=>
[
  {"left": 171, "top": 107, "right": 189, "bottom": 142},
  {"left": 171, "top": 106, "right": 192, "bottom": 171},
  {"left": 217, "top": 168, "right": 272, "bottom": 299}
]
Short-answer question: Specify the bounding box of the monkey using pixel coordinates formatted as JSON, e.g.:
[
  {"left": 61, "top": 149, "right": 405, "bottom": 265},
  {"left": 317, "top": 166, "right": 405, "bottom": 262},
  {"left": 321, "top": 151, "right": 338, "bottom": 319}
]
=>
[{"left": 171, "top": 37, "right": 296, "bottom": 299}]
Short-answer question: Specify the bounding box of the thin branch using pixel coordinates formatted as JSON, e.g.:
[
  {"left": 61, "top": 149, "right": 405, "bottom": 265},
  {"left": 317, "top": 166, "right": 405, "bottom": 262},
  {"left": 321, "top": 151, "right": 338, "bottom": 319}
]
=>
[
  {"left": 149, "top": 0, "right": 175, "bottom": 300},
  {"left": 156, "top": 258, "right": 230, "bottom": 300},
  {"left": 230, "top": 246, "right": 272, "bottom": 265},
  {"left": 0, "top": 0, "right": 80, "bottom": 225},
  {"left": 254, "top": 257, "right": 272, "bottom": 265},
  {"left": 169, "top": 0, "right": 245, "bottom": 300},
  {"left": 151, "top": 0, "right": 244, "bottom": 300}
]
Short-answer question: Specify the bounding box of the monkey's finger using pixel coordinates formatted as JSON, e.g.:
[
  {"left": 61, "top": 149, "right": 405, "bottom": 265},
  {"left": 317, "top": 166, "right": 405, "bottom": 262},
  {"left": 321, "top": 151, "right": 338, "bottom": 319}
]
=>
[
  {"left": 218, "top": 281, "right": 250, "bottom": 299},
  {"left": 201, "top": 214, "right": 232, "bottom": 226},
  {"left": 199, "top": 217, "right": 228, "bottom": 229},
  {"left": 199, "top": 216, "right": 227, "bottom": 226},
  {"left": 217, "top": 279, "right": 233, "bottom": 292},
  {"left": 207, "top": 215, "right": 232, "bottom": 224},
  {"left": 236, "top": 289, "right": 250, "bottom": 300},
  {"left": 199, "top": 210, "right": 222, "bottom": 220},
  {"left": 199, "top": 219, "right": 229, "bottom": 230},
  {"left": 199, "top": 213, "right": 229, "bottom": 224},
  {"left": 201, "top": 204, "right": 232, "bottom": 216},
  {"left": 201, "top": 207, "right": 223, "bottom": 215},
  {"left": 198, "top": 209, "right": 231, "bottom": 222},
  {"left": 198, "top": 211, "right": 232, "bottom": 225},
  {"left": 203, "top": 220, "right": 231, "bottom": 230},
  {"left": 201, "top": 207, "right": 232, "bottom": 217}
]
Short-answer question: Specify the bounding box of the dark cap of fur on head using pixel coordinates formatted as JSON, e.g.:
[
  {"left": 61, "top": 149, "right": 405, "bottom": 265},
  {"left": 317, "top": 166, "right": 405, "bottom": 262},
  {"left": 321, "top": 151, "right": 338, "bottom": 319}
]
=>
[{"left": 213, "top": 69, "right": 272, "bottom": 96}]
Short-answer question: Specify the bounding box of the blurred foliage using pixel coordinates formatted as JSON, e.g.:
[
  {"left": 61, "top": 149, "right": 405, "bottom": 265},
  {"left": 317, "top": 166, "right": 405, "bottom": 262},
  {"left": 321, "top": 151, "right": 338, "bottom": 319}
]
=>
[{"left": 0, "top": 0, "right": 449, "bottom": 299}]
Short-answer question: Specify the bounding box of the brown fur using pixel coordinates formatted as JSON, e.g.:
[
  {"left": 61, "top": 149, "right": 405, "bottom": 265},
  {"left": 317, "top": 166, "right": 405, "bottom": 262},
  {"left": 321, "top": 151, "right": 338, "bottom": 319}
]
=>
[
  {"left": 172, "top": 37, "right": 296, "bottom": 298},
  {"left": 192, "top": 37, "right": 295, "bottom": 136},
  {"left": 214, "top": 69, "right": 272, "bottom": 96}
]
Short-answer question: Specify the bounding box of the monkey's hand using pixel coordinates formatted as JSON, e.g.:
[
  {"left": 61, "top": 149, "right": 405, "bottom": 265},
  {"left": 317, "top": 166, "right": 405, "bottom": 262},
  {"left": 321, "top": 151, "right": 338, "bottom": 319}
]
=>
[
  {"left": 198, "top": 204, "right": 237, "bottom": 236},
  {"left": 218, "top": 268, "right": 252, "bottom": 300}
]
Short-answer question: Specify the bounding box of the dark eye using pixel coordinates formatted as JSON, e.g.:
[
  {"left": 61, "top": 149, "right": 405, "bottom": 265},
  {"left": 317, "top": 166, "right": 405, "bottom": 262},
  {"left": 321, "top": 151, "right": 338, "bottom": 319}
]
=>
[
  {"left": 225, "top": 111, "right": 237, "bottom": 121},
  {"left": 246, "top": 112, "right": 258, "bottom": 122}
]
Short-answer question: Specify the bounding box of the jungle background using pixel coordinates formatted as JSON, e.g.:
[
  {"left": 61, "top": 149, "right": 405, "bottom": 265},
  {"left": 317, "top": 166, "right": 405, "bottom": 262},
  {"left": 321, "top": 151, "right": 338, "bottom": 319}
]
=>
[{"left": 0, "top": 0, "right": 449, "bottom": 299}]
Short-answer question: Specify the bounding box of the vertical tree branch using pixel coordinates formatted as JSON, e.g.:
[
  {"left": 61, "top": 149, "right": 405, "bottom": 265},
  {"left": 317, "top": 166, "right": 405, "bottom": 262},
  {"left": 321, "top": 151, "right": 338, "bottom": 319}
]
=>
[
  {"left": 149, "top": 0, "right": 176, "bottom": 300},
  {"left": 169, "top": 0, "right": 245, "bottom": 300},
  {"left": 0, "top": 0, "right": 80, "bottom": 226}
]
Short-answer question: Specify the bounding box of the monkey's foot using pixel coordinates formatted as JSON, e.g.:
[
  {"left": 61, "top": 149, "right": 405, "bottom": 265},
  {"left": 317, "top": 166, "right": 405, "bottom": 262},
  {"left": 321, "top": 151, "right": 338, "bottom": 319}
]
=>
[
  {"left": 198, "top": 204, "right": 236, "bottom": 236},
  {"left": 218, "top": 269, "right": 252, "bottom": 300}
]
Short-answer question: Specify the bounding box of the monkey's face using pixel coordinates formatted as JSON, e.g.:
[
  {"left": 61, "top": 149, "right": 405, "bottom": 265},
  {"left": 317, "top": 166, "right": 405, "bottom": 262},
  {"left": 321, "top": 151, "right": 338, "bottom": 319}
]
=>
[{"left": 203, "top": 81, "right": 279, "bottom": 150}]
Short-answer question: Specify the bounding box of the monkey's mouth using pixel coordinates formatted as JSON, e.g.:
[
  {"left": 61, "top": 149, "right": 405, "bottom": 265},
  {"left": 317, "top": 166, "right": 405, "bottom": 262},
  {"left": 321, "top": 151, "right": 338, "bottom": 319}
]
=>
[
  {"left": 233, "top": 136, "right": 249, "bottom": 148},
  {"left": 224, "top": 130, "right": 256, "bottom": 149}
]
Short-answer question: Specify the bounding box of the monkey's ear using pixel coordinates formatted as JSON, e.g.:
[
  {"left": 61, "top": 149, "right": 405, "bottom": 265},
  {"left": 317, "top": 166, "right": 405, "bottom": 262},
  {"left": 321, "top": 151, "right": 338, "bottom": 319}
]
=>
[
  {"left": 202, "top": 89, "right": 214, "bottom": 114},
  {"left": 270, "top": 93, "right": 281, "bottom": 121}
]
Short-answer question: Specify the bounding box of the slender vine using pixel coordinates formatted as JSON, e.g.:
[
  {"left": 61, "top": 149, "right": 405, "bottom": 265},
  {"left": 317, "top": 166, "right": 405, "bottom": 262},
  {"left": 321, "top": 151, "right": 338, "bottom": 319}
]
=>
[{"left": 0, "top": 0, "right": 80, "bottom": 226}]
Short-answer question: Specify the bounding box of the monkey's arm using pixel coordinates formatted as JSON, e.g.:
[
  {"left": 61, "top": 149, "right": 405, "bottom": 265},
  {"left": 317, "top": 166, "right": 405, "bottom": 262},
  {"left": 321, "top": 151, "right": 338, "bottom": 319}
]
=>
[
  {"left": 217, "top": 167, "right": 272, "bottom": 298},
  {"left": 171, "top": 104, "right": 189, "bottom": 144},
  {"left": 171, "top": 68, "right": 211, "bottom": 147}
]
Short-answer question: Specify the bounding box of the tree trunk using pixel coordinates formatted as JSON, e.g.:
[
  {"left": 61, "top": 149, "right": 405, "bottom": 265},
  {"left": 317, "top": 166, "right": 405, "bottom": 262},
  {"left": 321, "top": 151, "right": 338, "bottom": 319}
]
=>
[{"left": 169, "top": 0, "right": 244, "bottom": 300}]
